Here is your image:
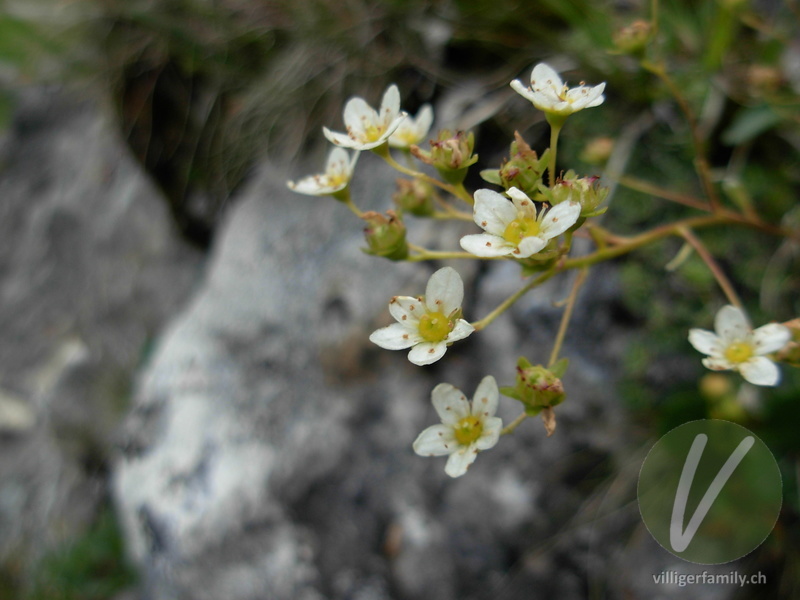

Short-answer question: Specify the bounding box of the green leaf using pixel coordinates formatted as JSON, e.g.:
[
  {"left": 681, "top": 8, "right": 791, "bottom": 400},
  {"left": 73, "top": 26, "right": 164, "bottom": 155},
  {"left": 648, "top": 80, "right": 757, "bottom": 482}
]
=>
[{"left": 722, "top": 105, "right": 782, "bottom": 146}]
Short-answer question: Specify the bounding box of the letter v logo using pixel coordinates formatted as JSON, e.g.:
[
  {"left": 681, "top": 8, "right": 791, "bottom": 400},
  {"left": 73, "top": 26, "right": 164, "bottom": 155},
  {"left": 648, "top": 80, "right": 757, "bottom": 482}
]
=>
[
  {"left": 638, "top": 420, "right": 782, "bottom": 564},
  {"left": 669, "top": 434, "right": 754, "bottom": 552}
]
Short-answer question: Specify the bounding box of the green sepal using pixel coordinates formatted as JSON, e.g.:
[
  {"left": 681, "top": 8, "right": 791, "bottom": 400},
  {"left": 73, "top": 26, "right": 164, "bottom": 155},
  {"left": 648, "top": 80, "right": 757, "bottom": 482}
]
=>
[
  {"left": 480, "top": 169, "right": 502, "bottom": 185},
  {"left": 550, "top": 357, "right": 569, "bottom": 378},
  {"left": 582, "top": 206, "right": 608, "bottom": 218}
]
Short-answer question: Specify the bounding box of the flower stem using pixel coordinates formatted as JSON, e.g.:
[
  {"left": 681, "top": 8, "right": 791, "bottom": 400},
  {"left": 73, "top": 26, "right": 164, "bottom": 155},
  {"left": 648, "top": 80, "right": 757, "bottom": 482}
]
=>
[
  {"left": 380, "top": 150, "right": 473, "bottom": 205},
  {"left": 548, "top": 122, "right": 563, "bottom": 187},
  {"left": 640, "top": 60, "right": 721, "bottom": 211},
  {"left": 471, "top": 270, "right": 557, "bottom": 331},
  {"left": 501, "top": 412, "right": 528, "bottom": 436},
  {"left": 617, "top": 175, "right": 711, "bottom": 212},
  {"left": 614, "top": 175, "right": 795, "bottom": 239},
  {"left": 677, "top": 227, "right": 743, "bottom": 310},
  {"left": 336, "top": 189, "right": 364, "bottom": 217},
  {"left": 406, "top": 243, "right": 488, "bottom": 261},
  {"left": 564, "top": 214, "right": 729, "bottom": 269},
  {"left": 431, "top": 209, "right": 474, "bottom": 222},
  {"left": 548, "top": 267, "right": 588, "bottom": 367}
]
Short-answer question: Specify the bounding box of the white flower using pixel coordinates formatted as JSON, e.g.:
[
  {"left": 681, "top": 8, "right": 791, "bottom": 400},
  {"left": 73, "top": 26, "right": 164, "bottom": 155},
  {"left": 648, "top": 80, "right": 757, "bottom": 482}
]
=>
[
  {"left": 287, "top": 147, "right": 359, "bottom": 196},
  {"left": 323, "top": 84, "right": 407, "bottom": 151},
  {"left": 413, "top": 375, "right": 503, "bottom": 478},
  {"left": 369, "top": 266, "right": 474, "bottom": 366},
  {"left": 389, "top": 104, "right": 433, "bottom": 148},
  {"left": 510, "top": 63, "right": 606, "bottom": 116},
  {"left": 459, "top": 187, "right": 580, "bottom": 258},
  {"left": 688, "top": 305, "right": 791, "bottom": 387}
]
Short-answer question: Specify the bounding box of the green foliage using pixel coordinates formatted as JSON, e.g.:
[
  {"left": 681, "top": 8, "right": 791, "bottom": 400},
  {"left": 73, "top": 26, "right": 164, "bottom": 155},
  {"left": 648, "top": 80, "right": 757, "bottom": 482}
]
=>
[{"left": 25, "top": 508, "right": 136, "bottom": 600}]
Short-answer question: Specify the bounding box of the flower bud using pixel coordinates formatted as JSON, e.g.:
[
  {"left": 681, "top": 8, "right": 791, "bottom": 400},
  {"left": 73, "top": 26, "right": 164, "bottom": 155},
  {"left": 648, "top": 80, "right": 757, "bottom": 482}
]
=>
[
  {"left": 411, "top": 130, "right": 478, "bottom": 184},
  {"left": 580, "top": 136, "right": 614, "bottom": 165},
  {"left": 496, "top": 132, "right": 550, "bottom": 195},
  {"left": 392, "top": 178, "right": 436, "bottom": 217},
  {"left": 362, "top": 210, "right": 408, "bottom": 260},
  {"left": 501, "top": 357, "right": 567, "bottom": 415},
  {"left": 746, "top": 65, "right": 783, "bottom": 96},
  {"left": 775, "top": 318, "right": 800, "bottom": 368},
  {"left": 613, "top": 20, "right": 653, "bottom": 57},
  {"left": 540, "top": 170, "right": 609, "bottom": 217}
]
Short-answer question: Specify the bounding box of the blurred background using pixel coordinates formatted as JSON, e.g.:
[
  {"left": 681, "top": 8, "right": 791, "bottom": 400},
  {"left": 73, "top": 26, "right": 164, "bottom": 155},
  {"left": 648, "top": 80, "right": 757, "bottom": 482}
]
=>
[{"left": 0, "top": 0, "right": 798, "bottom": 599}]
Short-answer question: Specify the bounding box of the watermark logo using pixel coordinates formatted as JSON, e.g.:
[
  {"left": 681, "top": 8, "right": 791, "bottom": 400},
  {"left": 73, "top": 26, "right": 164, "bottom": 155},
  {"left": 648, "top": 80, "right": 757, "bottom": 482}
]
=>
[{"left": 638, "top": 420, "right": 782, "bottom": 564}]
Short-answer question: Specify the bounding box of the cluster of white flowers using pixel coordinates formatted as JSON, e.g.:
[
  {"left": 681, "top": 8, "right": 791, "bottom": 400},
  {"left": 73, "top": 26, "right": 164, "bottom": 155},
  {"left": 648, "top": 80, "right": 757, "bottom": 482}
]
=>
[
  {"left": 287, "top": 62, "right": 795, "bottom": 479},
  {"left": 288, "top": 85, "right": 435, "bottom": 197}
]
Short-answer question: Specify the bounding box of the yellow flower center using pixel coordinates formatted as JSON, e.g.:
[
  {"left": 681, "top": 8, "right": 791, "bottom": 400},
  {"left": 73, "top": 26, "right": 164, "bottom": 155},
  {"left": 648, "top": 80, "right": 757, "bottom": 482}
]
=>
[
  {"left": 453, "top": 415, "right": 484, "bottom": 445},
  {"left": 364, "top": 123, "right": 384, "bottom": 142},
  {"left": 418, "top": 311, "right": 451, "bottom": 342},
  {"left": 724, "top": 341, "right": 754, "bottom": 364},
  {"left": 503, "top": 217, "right": 540, "bottom": 245},
  {"left": 326, "top": 171, "right": 348, "bottom": 188}
]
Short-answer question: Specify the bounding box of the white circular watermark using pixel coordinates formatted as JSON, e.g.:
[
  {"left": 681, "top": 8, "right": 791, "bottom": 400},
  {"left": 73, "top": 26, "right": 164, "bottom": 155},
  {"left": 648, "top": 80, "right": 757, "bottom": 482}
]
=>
[{"left": 637, "top": 419, "right": 782, "bottom": 564}]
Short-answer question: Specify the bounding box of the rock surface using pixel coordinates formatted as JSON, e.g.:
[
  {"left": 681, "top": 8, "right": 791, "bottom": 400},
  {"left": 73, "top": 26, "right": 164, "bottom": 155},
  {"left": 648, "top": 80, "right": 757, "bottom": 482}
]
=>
[
  {"left": 0, "top": 86, "right": 738, "bottom": 599},
  {"left": 112, "top": 148, "right": 718, "bottom": 600},
  {"left": 0, "top": 87, "right": 202, "bottom": 570}
]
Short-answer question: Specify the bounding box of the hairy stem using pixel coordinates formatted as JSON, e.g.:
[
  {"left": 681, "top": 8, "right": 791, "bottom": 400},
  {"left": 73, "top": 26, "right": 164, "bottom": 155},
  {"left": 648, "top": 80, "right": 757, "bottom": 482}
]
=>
[
  {"left": 548, "top": 268, "right": 588, "bottom": 367},
  {"left": 678, "top": 227, "right": 743, "bottom": 309}
]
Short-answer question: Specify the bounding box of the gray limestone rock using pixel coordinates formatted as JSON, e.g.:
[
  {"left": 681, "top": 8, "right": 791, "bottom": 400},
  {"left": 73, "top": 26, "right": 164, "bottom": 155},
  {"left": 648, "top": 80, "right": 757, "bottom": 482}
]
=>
[
  {"left": 0, "top": 87, "right": 202, "bottom": 570},
  {"left": 111, "top": 149, "right": 669, "bottom": 600}
]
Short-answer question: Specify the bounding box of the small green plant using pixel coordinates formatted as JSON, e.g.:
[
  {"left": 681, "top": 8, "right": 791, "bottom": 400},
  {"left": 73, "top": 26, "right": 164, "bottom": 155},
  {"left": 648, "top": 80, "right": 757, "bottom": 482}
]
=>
[
  {"left": 26, "top": 508, "right": 136, "bottom": 600},
  {"left": 288, "top": 2, "right": 799, "bottom": 477}
]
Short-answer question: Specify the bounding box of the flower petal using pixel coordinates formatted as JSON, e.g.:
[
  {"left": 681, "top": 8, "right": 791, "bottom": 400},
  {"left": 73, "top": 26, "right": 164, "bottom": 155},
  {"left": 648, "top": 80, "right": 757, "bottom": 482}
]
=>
[
  {"left": 688, "top": 329, "right": 722, "bottom": 356},
  {"left": 325, "top": 147, "right": 351, "bottom": 172},
  {"left": 425, "top": 266, "right": 464, "bottom": 315},
  {"left": 470, "top": 375, "right": 499, "bottom": 418},
  {"left": 380, "top": 84, "right": 401, "bottom": 126},
  {"left": 752, "top": 323, "right": 792, "bottom": 355},
  {"left": 287, "top": 175, "right": 340, "bottom": 196},
  {"left": 582, "top": 82, "right": 606, "bottom": 107},
  {"left": 413, "top": 424, "right": 457, "bottom": 456},
  {"left": 510, "top": 79, "right": 536, "bottom": 103},
  {"left": 530, "top": 63, "right": 563, "bottom": 91},
  {"left": 474, "top": 416, "right": 502, "bottom": 450},
  {"left": 322, "top": 127, "right": 362, "bottom": 149},
  {"left": 507, "top": 187, "right": 538, "bottom": 219},
  {"left": 408, "top": 341, "right": 447, "bottom": 366},
  {"left": 446, "top": 319, "right": 475, "bottom": 343},
  {"left": 369, "top": 323, "right": 419, "bottom": 350},
  {"left": 515, "top": 235, "right": 547, "bottom": 257},
  {"left": 539, "top": 201, "right": 581, "bottom": 239},
  {"left": 460, "top": 233, "right": 515, "bottom": 257},
  {"left": 444, "top": 446, "right": 478, "bottom": 478},
  {"left": 566, "top": 82, "right": 606, "bottom": 110},
  {"left": 431, "top": 382, "right": 471, "bottom": 425},
  {"left": 414, "top": 104, "right": 433, "bottom": 135},
  {"left": 389, "top": 104, "right": 432, "bottom": 147},
  {"left": 473, "top": 188, "right": 518, "bottom": 235},
  {"left": 714, "top": 305, "right": 751, "bottom": 342},
  {"left": 739, "top": 356, "right": 781, "bottom": 387},
  {"left": 343, "top": 97, "right": 377, "bottom": 138},
  {"left": 388, "top": 295, "right": 423, "bottom": 325},
  {"left": 702, "top": 356, "right": 733, "bottom": 371}
]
